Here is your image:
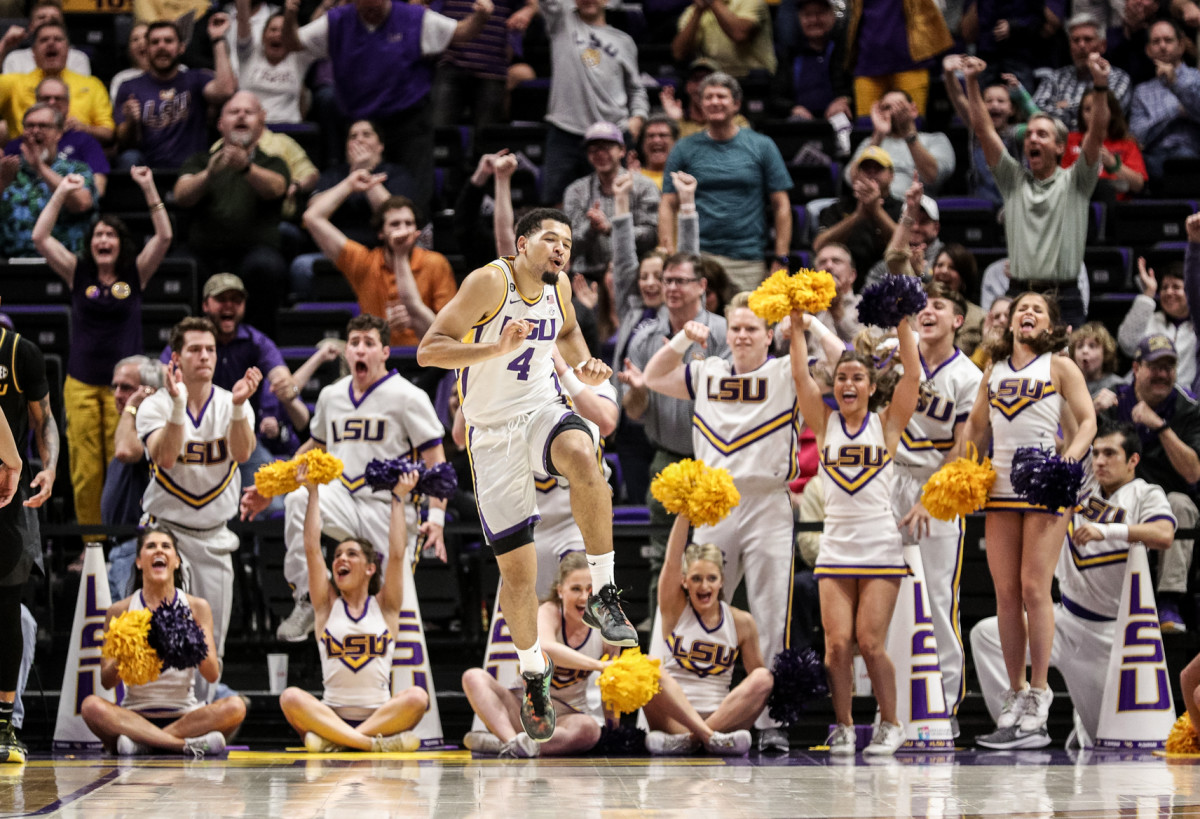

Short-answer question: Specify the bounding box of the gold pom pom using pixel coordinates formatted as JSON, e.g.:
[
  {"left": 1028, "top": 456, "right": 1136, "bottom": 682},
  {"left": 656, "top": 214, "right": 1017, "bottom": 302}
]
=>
[
  {"left": 747, "top": 268, "right": 838, "bottom": 324},
  {"left": 302, "top": 450, "right": 344, "bottom": 485},
  {"left": 1167, "top": 713, "right": 1200, "bottom": 754},
  {"left": 101, "top": 609, "right": 162, "bottom": 686},
  {"left": 748, "top": 270, "right": 797, "bottom": 325},
  {"left": 921, "top": 444, "right": 996, "bottom": 521},
  {"left": 650, "top": 458, "right": 740, "bottom": 527},
  {"left": 597, "top": 648, "right": 662, "bottom": 717},
  {"left": 790, "top": 267, "right": 838, "bottom": 315},
  {"left": 254, "top": 459, "right": 300, "bottom": 498}
]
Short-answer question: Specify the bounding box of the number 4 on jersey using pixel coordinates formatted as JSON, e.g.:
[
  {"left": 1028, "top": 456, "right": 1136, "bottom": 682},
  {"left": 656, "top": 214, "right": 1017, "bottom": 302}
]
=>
[{"left": 507, "top": 348, "right": 534, "bottom": 381}]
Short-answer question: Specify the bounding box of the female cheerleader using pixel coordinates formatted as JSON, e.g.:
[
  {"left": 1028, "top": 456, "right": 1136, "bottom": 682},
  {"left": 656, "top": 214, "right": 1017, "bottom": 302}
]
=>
[
  {"left": 794, "top": 310, "right": 921, "bottom": 756},
  {"left": 642, "top": 512, "right": 774, "bottom": 755},
  {"left": 964, "top": 292, "right": 1096, "bottom": 748},
  {"left": 81, "top": 527, "right": 245, "bottom": 756},
  {"left": 278, "top": 467, "right": 430, "bottom": 753}
]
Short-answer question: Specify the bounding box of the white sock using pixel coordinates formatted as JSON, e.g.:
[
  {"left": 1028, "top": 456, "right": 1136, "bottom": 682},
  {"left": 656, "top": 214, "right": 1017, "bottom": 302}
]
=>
[
  {"left": 516, "top": 641, "right": 546, "bottom": 676},
  {"left": 586, "top": 551, "right": 615, "bottom": 592}
]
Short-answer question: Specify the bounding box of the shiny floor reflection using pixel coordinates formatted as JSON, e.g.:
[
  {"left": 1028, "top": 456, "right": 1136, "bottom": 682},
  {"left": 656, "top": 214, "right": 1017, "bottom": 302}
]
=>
[{"left": 6, "top": 749, "right": 1200, "bottom": 817}]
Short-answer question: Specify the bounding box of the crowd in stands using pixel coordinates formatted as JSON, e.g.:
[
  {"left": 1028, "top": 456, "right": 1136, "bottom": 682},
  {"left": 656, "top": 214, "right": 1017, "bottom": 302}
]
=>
[{"left": 5, "top": 0, "right": 1200, "bottom": 759}]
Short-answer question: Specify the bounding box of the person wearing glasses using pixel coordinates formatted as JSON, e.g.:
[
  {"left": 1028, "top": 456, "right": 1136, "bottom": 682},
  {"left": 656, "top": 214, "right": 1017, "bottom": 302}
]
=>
[{"left": 2, "top": 78, "right": 108, "bottom": 195}]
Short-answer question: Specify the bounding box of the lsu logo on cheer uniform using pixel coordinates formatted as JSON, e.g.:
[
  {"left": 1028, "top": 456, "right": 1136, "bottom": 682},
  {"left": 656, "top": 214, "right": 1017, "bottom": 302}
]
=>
[
  {"left": 322, "top": 630, "right": 392, "bottom": 671},
  {"left": 667, "top": 634, "right": 738, "bottom": 678},
  {"left": 180, "top": 439, "right": 228, "bottom": 465},
  {"left": 916, "top": 391, "right": 954, "bottom": 423},
  {"left": 331, "top": 418, "right": 388, "bottom": 443},
  {"left": 1081, "top": 496, "right": 1128, "bottom": 525},
  {"left": 989, "top": 378, "right": 1057, "bottom": 419},
  {"left": 705, "top": 377, "right": 768, "bottom": 403}
]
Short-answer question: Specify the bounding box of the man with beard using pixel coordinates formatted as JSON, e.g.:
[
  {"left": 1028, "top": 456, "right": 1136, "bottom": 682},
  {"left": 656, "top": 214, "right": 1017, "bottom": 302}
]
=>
[
  {"left": 1096, "top": 335, "right": 1200, "bottom": 634},
  {"left": 418, "top": 208, "right": 639, "bottom": 743},
  {"left": 304, "top": 183, "right": 457, "bottom": 347},
  {"left": 113, "top": 17, "right": 237, "bottom": 169}
]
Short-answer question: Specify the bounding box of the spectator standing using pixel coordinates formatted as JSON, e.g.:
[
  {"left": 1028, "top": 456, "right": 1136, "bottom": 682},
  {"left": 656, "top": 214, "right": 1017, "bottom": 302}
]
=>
[
  {"left": 845, "top": 90, "right": 956, "bottom": 197},
  {"left": 1129, "top": 19, "right": 1200, "bottom": 182},
  {"left": 32, "top": 167, "right": 170, "bottom": 544},
  {"left": 0, "top": 0, "right": 90, "bottom": 76},
  {"left": 671, "top": 0, "right": 777, "bottom": 78},
  {"left": 564, "top": 122, "right": 661, "bottom": 280},
  {"left": 284, "top": 0, "right": 494, "bottom": 214},
  {"left": 109, "top": 23, "right": 151, "bottom": 103},
  {"left": 659, "top": 73, "right": 791, "bottom": 292},
  {"left": 1120, "top": 256, "right": 1194, "bottom": 390},
  {"left": 660, "top": 58, "right": 751, "bottom": 140},
  {"left": 540, "top": 0, "right": 648, "bottom": 206},
  {"left": 965, "top": 54, "right": 1108, "bottom": 330},
  {"left": 174, "top": 91, "right": 291, "bottom": 338},
  {"left": 844, "top": 0, "right": 954, "bottom": 117},
  {"left": 237, "top": 0, "right": 314, "bottom": 124},
  {"left": 0, "top": 103, "right": 95, "bottom": 257},
  {"left": 632, "top": 114, "right": 678, "bottom": 190},
  {"left": 813, "top": 146, "right": 902, "bottom": 279},
  {"left": 1032, "top": 14, "right": 1131, "bottom": 131},
  {"left": 963, "top": 0, "right": 1043, "bottom": 92},
  {"left": 304, "top": 181, "right": 457, "bottom": 347},
  {"left": 1062, "top": 89, "right": 1147, "bottom": 201},
  {"left": 770, "top": 0, "right": 853, "bottom": 122},
  {"left": 3, "top": 78, "right": 109, "bottom": 195},
  {"left": 114, "top": 18, "right": 237, "bottom": 169}
]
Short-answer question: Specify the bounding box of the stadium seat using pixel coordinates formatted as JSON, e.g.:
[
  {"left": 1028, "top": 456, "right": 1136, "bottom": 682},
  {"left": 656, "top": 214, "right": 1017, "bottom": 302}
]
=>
[
  {"left": 0, "top": 260, "right": 67, "bottom": 304},
  {"left": 1159, "top": 158, "right": 1200, "bottom": 198},
  {"left": 509, "top": 80, "right": 551, "bottom": 125},
  {"left": 789, "top": 166, "right": 838, "bottom": 204},
  {"left": 5, "top": 305, "right": 70, "bottom": 357},
  {"left": 101, "top": 168, "right": 181, "bottom": 212},
  {"left": 1084, "top": 246, "right": 1132, "bottom": 293},
  {"left": 141, "top": 303, "right": 191, "bottom": 354},
  {"left": 143, "top": 257, "right": 198, "bottom": 310},
  {"left": 1142, "top": 243, "right": 1186, "bottom": 277},
  {"left": 474, "top": 124, "right": 547, "bottom": 165},
  {"left": 935, "top": 198, "right": 997, "bottom": 246},
  {"left": 1110, "top": 200, "right": 1196, "bottom": 245},
  {"left": 267, "top": 122, "right": 324, "bottom": 171},
  {"left": 969, "top": 246, "right": 1007, "bottom": 276},
  {"left": 1087, "top": 292, "right": 1135, "bottom": 331},
  {"left": 310, "top": 258, "right": 357, "bottom": 302},
  {"left": 759, "top": 120, "right": 836, "bottom": 163},
  {"left": 276, "top": 307, "right": 354, "bottom": 347}
]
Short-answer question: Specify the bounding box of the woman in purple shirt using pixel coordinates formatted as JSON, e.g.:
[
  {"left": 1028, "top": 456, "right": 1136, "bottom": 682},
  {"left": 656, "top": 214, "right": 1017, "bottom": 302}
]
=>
[{"left": 31, "top": 166, "right": 172, "bottom": 536}]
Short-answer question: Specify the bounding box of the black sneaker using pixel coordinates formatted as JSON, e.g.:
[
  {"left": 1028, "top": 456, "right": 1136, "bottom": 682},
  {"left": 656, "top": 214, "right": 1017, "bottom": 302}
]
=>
[
  {"left": 520, "top": 655, "right": 556, "bottom": 742},
  {"left": 583, "top": 583, "right": 639, "bottom": 646},
  {"left": 975, "top": 724, "right": 1050, "bottom": 750},
  {"left": 0, "top": 722, "right": 27, "bottom": 764}
]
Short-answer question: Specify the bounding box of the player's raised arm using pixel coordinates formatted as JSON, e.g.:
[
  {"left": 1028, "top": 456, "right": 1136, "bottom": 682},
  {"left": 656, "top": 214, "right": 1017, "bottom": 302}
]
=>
[{"left": 416, "top": 266, "right": 522, "bottom": 369}]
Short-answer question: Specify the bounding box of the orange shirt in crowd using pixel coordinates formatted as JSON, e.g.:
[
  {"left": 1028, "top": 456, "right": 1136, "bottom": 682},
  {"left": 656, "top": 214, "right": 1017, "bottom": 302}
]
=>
[{"left": 335, "top": 241, "right": 459, "bottom": 347}]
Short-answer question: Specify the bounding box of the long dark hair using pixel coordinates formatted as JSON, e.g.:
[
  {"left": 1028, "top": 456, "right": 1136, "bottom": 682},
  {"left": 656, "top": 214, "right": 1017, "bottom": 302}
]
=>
[
  {"left": 130, "top": 525, "right": 184, "bottom": 595},
  {"left": 985, "top": 291, "right": 1070, "bottom": 360},
  {"left": 334, "top": 538, "right": 383, "bottom": 597},
  {"left": 834, "top": 348, "right": 899, "bottom": 412},
  {"left": 82, "top": 214, "right": 137, "bottom": 273}
]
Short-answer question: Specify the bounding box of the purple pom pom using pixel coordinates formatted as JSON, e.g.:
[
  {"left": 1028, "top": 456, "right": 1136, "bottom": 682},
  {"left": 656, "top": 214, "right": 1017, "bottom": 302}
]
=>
[
  {"left": 415, "top": 462, "right": 458, "bottom": 500},
  {"left": 364, "top": 456, "right": 418, "bottom": 492},
  {"left": 1010, "top": 446, "right": 1085, "bottom": 510},
  {"left": 147, "top": 598, "right": 208, "bottom": 671},
  {"left": 767, "top": 646, "right": 829, "bottom": 726},
  {"left": 857, "top": 274, "right": 928, "bottom": 329},
  {"left": 593, "top": 723, "right": 647, "bottom": 755}
]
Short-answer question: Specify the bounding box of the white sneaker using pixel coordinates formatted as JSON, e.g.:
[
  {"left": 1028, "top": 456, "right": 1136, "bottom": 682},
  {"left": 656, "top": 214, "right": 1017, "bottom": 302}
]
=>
[
  {"left": 116, "top": 735, "right": 150, "bottom": 756},
  {"left": 182, "top": 731, "right": 226, "bottom": 759},
  {"left": 996, "top": 686, "right": 1030, "bottom": 730},
  {"left": 303, "top": 732, "right": 343, "bottom": 753},
  {"left": 704, "top": 730, "right": 751, "bottom": 756},
  {"left": 863, "top": 722, "right": 906, "bottom": 756},
  {"left": 757, "top": 727, "right": 789, "bottom": 753},
  {"left": 370, "top": 732, "right": 420, "bottom": 752},
  {"left": 646, "top": 731, "right": 698, "bottom": 756},
  {"left": 276, "top": 596, "right": 315, "bottom": 642},
  {"left": 463, "top": 731, "right": 505, "bottom": 755},
  {"left": 498, "top": 732, "right": 540, "bottom": 758},
  {"left": 827, "top": 724, "right": 857, "bottom": 756},
  {"left": 1017, "top": 687, "right": 1054, "bottom": 734}
]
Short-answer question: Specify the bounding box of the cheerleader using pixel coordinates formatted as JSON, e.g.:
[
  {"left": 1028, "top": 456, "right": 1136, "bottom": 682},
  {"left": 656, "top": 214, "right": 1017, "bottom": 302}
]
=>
[
  {"left": 794, "top": 310, "right": 921, "bottom": 756},
  {"left": 81, "top": 527, "right": 246, "bottom": 757},
  {"left": 278, "top": 468, "right": 430, "bottom": 753},
  {"left": 963, "top": 292, "right": 1096, "bottom": 748}
]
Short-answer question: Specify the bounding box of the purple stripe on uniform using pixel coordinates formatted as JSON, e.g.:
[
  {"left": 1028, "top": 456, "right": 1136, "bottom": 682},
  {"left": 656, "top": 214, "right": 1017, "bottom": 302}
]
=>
[
  {"left": 921, "top": 349, "right": 960, "bottom": 380},
  {"left": 343, "top": 597, "right": 370, "bottom": 623},
  {"left": 841, "top": 411, "right": 869, "bottom": 439},
  {"left": 1060, "top": 594, "right": 1115, "bottom": 622},
  {"left": 541, "top": 411, "right": 574, "bottom": 474},
  {"left": 684, "top": 362, "right": 695, "bottom": 399},
  {"left": 349, "top": 370, "right": 398, "bottom": 409},
  {"left": 414, "top": 436, "right": 444, "bottom": 453},
  {"left": 1145, "top": 514, "right": 1178, "bottom": 526},
  {"left": 484, "top": 514, "right": 540, "bottom": 544},
  {"left": 187, "top": 386, "right": 216, "bottom": 427}
]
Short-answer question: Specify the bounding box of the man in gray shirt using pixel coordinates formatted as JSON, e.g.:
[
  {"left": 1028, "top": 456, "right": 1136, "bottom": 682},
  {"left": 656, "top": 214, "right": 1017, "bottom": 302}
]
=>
[{"left": 964, "top": 52, "right": 1108, "bottom": 329}]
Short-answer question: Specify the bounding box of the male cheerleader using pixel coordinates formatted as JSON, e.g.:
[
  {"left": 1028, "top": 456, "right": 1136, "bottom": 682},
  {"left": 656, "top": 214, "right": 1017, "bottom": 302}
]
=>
[
  {"left": 417, "top": 208, "right": 637, "bottom": 743},
  {"left": 138, "top": 317, "right": 261, "bottom": 702},
  {"left": 970, "top": 421, "right": 1176, "bottom": 748},
  {"left": 893, "top": 283, "right": 982, "bottom": 727}
]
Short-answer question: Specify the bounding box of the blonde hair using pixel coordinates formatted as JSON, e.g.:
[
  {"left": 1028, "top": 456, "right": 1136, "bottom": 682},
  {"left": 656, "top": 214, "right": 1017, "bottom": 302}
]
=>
[
  {"left": 681, "top": 542, "right": 725, "bottom": 579},
  {"left": 724, "top": 291, "right": 772, "bottom": 330},
  {"left": 545, "top": 551, "right": 590, "bottom": 605}
]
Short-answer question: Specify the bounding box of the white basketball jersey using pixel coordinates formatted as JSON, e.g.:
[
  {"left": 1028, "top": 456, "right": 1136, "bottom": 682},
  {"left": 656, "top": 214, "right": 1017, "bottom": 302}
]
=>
[
  {"left": 662, "top": 602, "right": 739, "bottom": 714},
  {"left": 550, "top": 610, "right": 604, "bottom": 713},
  {"left": 899, "top": 350, "right": 982, "bottom": 471},
  {"left": 319, "top": 596, "right": 395, "bottom": 710},
  {"left": 686, "top": 356, "right": 801, "bottom": 491},
  {"left": 310, "top": 371, "right": 444, "bottom": 499},
  {"left": 1062, "top": 479, "right": 1176, "bottom": 619},
  {"left": 458, "top": 258, "right": 569, "bottom": 428},
  {"left": 988, "top": 352, "right": 1062, "bottom": 473},
  {"left": 821, "top": 411, "right": 896, "bottom": 526},
  {"left": 137, "top": 386, "right": 248, "bottom": 529},
  {"left": 119, "top": 591, "right": 199, "bottom": 714}
]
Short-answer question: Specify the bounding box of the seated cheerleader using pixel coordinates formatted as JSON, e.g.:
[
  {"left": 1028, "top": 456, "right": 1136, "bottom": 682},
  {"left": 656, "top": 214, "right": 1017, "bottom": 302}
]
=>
[
  {"left": 641, "top": 512, "right": 774, "bottom": 756},
  {"left": 793, "top": 310, "right": 920, "bottom": 756},
  {"left": 460, "top": 552, "right": 607, "bottom": 758},
  {"left": 81, "top": 526, "right": 246, "bottom": 757},
  {"left": 278, "top": 467, "right": 429, "bottom": 753}
]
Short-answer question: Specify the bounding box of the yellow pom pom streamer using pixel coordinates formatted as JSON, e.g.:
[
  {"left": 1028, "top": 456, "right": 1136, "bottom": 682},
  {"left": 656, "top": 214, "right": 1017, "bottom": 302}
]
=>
[
  {"left": 920, "top": 444, "right": 996, "bottom": 521},
  {"left": 1167, "top": 713, "right": 1200, "bottom": 754},
  {"left": 101, "top": 608, "right": 162, "bottom": 686},
  {"left": 254, "top": 450, "right": 345, "bottom": 497},
  {"left": 650, "top": 458, "right": 740, "bottom": 527},
  {"left": 748, "top": 268, "right": 838, "bottom": 324},
  {"left": 597, "top": 648, "right": 662, "bottom": 717},
  {"left": 301, "top": 449, "right": 344, "bottom": 485}
]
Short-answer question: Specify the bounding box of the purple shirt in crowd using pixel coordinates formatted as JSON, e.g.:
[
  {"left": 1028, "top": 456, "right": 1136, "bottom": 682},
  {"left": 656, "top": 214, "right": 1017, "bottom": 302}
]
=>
[
  {"left": 326, "top": 2, "right": 433, "bottom": 118},
  {"left": 70, "top": 258, "right": 143, "bottom": 387},
  {"left": 113, "top": 70, "right": 214, "bottom": 168},
  {"left": 3, "top": 131, "right": 110, "bottom": 175},
  {"left": 854, "top": 0, "right": 921, "bottom": 77}
]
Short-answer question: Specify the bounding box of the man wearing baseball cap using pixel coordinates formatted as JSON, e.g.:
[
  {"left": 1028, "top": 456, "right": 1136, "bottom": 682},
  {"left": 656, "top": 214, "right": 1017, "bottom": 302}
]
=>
[
  {"left": 813, "top": 144, "right": 904, "bottom": 278},
  {"left": 844, "top": 89, "right": 956, "bottom": 197},
  {"left": 1097, "top": 333, "right": 1200, "bottom": 633},
  {"left": 564, "top": 121, "right": 661, "bottom": 279}
]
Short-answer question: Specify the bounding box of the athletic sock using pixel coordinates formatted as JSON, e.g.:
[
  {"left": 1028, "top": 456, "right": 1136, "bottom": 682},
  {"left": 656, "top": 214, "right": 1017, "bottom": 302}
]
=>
[
  {"left": 0, "top": 701, "right": 12, "bottom": 729},
  {"left": 516, "top": 641, "right": 546, "bottom": 676},
  {"left": 586, "top": 551, "right": 615, "bottom": 592}
]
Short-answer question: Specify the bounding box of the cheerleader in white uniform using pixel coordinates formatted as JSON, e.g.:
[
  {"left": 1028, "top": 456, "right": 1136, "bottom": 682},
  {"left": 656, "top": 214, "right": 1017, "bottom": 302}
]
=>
[
  {"left": 963, "top": 292, "right": 1096, "bottom": 746},
  {"left": 794, "top": 309, "right": 921, "bottom": 757},
  {"left": 278, "top": 468, "right": 429, "bottom": 753},
  {"left": 80, "top": 527, "right": 245, "bottom": 756}
]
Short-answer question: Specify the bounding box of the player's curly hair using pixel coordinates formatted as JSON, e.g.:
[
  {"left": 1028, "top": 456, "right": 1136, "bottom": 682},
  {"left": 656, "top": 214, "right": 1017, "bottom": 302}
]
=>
[
  {"left": 544, "top": 551, "right": 590, "bottom": 606},
  {"left": 985, "top": 291, "right": 1070, "bottom": 360}
]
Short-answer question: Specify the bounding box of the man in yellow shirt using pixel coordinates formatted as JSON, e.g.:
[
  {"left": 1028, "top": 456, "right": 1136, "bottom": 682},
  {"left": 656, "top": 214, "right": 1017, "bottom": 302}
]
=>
[
  {"left": 0, "top": 22, "right": 113, "bottom": 143},
  {"left": 672, "top": 0, "right": 776, "bottom": 79}
]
